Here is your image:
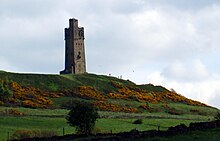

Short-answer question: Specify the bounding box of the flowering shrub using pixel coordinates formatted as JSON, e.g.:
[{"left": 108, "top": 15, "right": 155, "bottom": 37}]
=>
[
  {"left": 152, "top": 91, "right": 207, "bottom": 107},
  {"left": 11, "top": 129, "right": 58, "bottom": 140},
  {"left": 0, "top": 109, "right": 25, "bottom": 116},
  {"left": 22, "top": 100, "right": 38, "bottom": 108},
  {"left": 107, "top": 92, "right": 129, "bottom": 99},
  {"left": 0, "top": 79, "right": 208, "bottom": 110},
  {"left": 63, "top": 86, "right": 106, "bottom": 100},
  {"left": 93, "top": 101, "right": 138, "bottom": 113},
  {"left": 110, "top": 81, "right": 207, "bottom": 107},
  {"left": 9, "top": 82, "right": 55, "bottom": 108},
  {"left": 109, "top": 82, "right": 159, "bottom": 103},
  {"left": 78, "top": 86, "right": 106, "bottom": 100}
]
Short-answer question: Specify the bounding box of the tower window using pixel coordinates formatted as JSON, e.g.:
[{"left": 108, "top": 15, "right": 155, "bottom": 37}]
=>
[{"left": 77, "top": 52, "right": 81, "bottom": 59}]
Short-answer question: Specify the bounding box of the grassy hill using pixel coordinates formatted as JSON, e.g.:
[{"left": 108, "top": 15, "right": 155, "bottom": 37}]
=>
[
  {"left": 0, "top": 70, "right": 168, "bottom": 92},
  {"left": 0, "top": 70, "right": 218, "bottom": 113},
  {"left": 0, "top": 70, "right": 219, "bottom": 140},
  {"left": 0, "top": 71, "right": 136, "bottom": 91}
]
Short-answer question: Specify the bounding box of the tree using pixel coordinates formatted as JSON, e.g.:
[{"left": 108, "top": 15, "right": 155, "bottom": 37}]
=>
[
  {"left": 0, "top": 79, "right": 12, "bottom": 101},
  {"left": 214, "top": 111, "right": 220, "bottom": 120},
  {"left": 66, "top": 102, "right": 99, "bottom": 135}
]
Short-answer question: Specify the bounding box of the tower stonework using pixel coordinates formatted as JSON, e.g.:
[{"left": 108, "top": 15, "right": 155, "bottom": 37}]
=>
[{"left": 60, "top": 18, "right": 86, "bottom": 74}]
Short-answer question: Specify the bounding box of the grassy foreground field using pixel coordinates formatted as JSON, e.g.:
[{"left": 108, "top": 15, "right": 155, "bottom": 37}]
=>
[{"left": 0, "top": 106, "right": 216, "bottom": 141}]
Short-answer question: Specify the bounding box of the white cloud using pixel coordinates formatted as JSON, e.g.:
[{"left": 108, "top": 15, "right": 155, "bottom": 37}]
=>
[
  {"left": 146, "top": 71, "right": 164, "bottom": 85},
  {"left": 0, "top": 57, "right": 18, "bottom": 72},
  {"left": 162, "top": 59, "right": 209, "bottom": 82}
]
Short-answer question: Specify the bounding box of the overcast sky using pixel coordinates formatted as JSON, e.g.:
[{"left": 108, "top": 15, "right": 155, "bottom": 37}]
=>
[{"left": 0, "top": 0, "right": 220, "bottom": 108}]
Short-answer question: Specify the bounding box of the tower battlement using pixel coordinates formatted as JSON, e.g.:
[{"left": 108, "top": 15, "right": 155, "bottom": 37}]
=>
[{"left": 60, "top": 18, "right": 86, "bottom": 74}]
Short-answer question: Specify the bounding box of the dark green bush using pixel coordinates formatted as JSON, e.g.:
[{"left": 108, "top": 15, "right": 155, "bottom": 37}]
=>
[
  {"left": 0, "top": 79, "right": 12, "bottom": 101},
  {"left": 214, "top": 111, "right": 220, "bottom": 120},
  {"left": 133, "top": 119, "right": 143, "bottom": 124},
  {"left": 66, "top": 102, "right": 99, "bottom": 135}
]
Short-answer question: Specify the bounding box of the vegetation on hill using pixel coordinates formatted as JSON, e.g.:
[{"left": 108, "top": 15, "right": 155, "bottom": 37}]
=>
[
  {"left": 0, "top": 71, "right": 135, "bottom": 92},
  {"left": 0, "top": 79, "right": 13, "bottom": 102},
  {"left": 0, "top": 71, "right": 218, "bottom": 115}
]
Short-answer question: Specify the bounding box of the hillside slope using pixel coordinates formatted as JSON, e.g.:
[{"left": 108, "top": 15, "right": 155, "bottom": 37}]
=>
[
  {"left": 0, "top": 71, "right": 135, "bottom": 92},
  {"left": 0, "top": 71, "right": 218, "bottom": 115}
]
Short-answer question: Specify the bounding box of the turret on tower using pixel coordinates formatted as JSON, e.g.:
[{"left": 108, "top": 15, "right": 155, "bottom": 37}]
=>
[{"left": 60, "top": 18, "right": 86, "bottom": 74}]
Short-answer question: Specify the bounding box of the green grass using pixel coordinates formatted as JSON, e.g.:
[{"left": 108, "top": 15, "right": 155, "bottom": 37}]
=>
[
  {"left": 137, "top": 84, "right": 168, "bottom": 92},
  {"left": 0, "top": 72, "right": 78, "bottom": 91},
  {"left": 106, "top": 99, "right": 142, "bottom": 108},
  {"left": 0, "top": 115, "right": 218, "bottom": 141},
  {"left": 0, "top": 106, "right": 69, "bottom": 116},
  {"left": 61, "top": 73, "right": 135, "bottom": 93},
  {"left": 0, "top": 114, "right": 201, "bottom": 140},
  {"left": 51, "top": 97, "right": 92, "bottom": 109},
  {"left": 96, "top": 118, "right": 194, "bottom": 133},
  {"left": 98, "top": 111, "right": 214, "bottom": 121},
  {"left": 167, "top": 103, "right": 218, "bottom": 116},
  {"left": 0, "top": 106, "right": 217, "bottom": 140},
  {"left": 0, "top": 116, "right": 75, "bottom": 141},
  {"left": 0, "top": 71, "right": 134, "bottom": 93},
  {"left": 146, "top": 103, "right": 219, "bottom": 116},
  {"left": 1, "top": 106, "right": 214, "bottom": 120}
]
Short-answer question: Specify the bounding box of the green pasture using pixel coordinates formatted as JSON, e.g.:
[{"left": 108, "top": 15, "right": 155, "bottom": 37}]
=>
[
  {"left": 0, "top": 115, "right": 200, "bottom": 141},
  {"left": 96, "top": 118, "right": 194, "bottom": 133},
  {"left": 0, "top": 106, "right": 216, "bottom": 140},
  {"left": 0, "top": 116, "right": 74, "bottom": 141}
]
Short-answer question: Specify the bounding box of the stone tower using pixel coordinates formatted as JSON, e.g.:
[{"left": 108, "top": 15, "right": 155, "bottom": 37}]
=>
[{"left": 60, "top": 18, "right": 86, "bottom": 74}]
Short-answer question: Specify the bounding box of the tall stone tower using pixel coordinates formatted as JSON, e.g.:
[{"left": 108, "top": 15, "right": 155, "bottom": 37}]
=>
[{"left": 60, "top": 18, "right": 86, "bottom": 74}]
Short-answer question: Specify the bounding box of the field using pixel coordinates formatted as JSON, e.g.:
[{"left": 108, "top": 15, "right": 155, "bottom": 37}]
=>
[{"left": 0, "top": 106, "right": 217, "bottom": 141}]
